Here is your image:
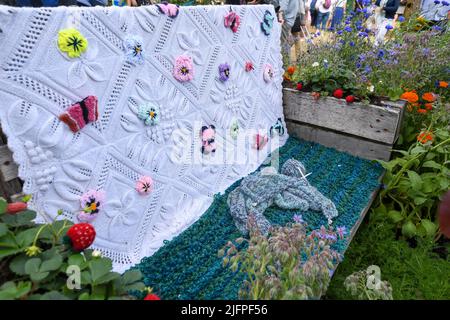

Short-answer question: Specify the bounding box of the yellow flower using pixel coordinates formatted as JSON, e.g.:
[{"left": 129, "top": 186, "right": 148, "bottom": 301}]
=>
[
  {"left": 58, "top": 28, "right": 88, "bottom": 58},
  {"left": 25, "top": 245, "right": 42, "bottom": 257}
]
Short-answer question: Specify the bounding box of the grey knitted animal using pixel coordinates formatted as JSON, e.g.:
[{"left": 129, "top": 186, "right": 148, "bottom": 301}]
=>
[{"left": 227, "top": 159, "right": 338, "bottom": 236}]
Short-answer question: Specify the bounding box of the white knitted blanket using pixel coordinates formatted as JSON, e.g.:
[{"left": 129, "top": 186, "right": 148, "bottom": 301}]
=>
[{"left": 0, "top": 4, "right": 287, "bottom": 272}]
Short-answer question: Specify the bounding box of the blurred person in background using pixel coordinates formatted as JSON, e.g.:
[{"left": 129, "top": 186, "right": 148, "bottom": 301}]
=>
[
  {"left": 315, "top": 0, "right": 334, "bottom": 30},
  {"left": 330, "top": 0, "right": 346, "bottom": 29}
]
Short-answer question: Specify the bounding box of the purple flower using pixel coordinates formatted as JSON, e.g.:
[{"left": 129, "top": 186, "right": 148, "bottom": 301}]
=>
[
  {"left": 344, "top": 26, "right": 352, "bottom": 32},
  {"left": 293, "top": 214, "right": 305, "bottom": 224},
  {"left": 349, "top": 41, "right": 355, "bottom": 47},
  {"left": 385, "top": 24, "right": 393, "bottom": 30},
  {"left": 337, "top": 30, "right": 343, "bottom": 35},
  {"left": 434, "top": 0, "right": 440, "bottom": 4},
  {"left": 398, "top": 15, "right": 405, "bottom": 22},
  {"left": 442, "top": 1, "right": 449, "bottom": 5},
  {"left": 218, "top": 63, "right": 230, "bottom": 82},
  {"left": 432, "top": 25, "right": 443, "bottom": 31},
  {"left": 358, "top": 31, "right": 368, "bottom": 37},
  {"left": 336, "top": 226, "right": 347, "bottom": 239}
]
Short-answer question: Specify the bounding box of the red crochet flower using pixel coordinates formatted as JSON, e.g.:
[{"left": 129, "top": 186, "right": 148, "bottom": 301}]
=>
[
  {"left": 345, "top": 95, "right": 355, "bottom": 103},
  {"left": 296, "top": 82, "right": 303, "bottom": 91},
  {"left": 333, "top": 89, "right": 344, "bottom": 99}
]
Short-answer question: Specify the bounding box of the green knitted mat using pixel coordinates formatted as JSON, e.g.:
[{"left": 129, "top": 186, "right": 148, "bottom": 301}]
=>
[{"left": 132, "top": 137, "right": 384, "bottom": 299}]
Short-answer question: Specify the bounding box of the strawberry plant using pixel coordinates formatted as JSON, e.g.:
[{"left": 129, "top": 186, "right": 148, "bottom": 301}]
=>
[{"left": 0, "top": 197, "right": 146, "bottom": 300}]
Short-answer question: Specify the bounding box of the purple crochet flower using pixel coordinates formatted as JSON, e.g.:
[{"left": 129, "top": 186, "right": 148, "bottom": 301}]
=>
[
  {"left": 173, "top": 55, "right": 194, "bottom": 82},
  {"left": 77, "top": 189, "right": 105, "bottom": 222},
  {"left": 218, "top": 63, "right": 230, "bottom": 82},
  {"left": 293, "top": 214, "right": 305, "bottom": 224},
  {"left": 336, "top": 226, "right": 348, "bottom": 239}
]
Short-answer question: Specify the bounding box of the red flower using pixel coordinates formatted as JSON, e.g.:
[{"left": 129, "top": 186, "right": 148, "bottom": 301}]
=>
[
  {"left": 66, "top": 223, "right": 96, "bottom": 251},
  {"left": 296, "top": 82, "right": 303, "bottom": 91},
  {"left": 417, "top": 108, "right": 427, "bottom": 114},
  {"left": 345, "top": 95, "right": 355, "bottom": 103},
  {"left": 333, "top": 89, "right": 344, "bottom": 99},
  {"left": 6, "top": 202, "right": 27, "bottom": 214},
  {"left": 144, "top": 293, "right": 161, "bottom": 300}
]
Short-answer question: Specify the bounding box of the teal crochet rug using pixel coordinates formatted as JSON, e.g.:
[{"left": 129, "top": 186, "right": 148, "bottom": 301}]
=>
[{"left": 133, "top": 137, "right": 384, "bottom": 299}]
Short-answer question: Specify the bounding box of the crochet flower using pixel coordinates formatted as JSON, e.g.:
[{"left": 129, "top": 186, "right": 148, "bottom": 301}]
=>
[
  {"left": 245, "top": 61, "right": 254, "bottom": 72},
  {"left": 123, "top": 36, "right": 145, "bottom": 65},
  {"left": 173, "top": 55, "right": 194, "bottom": 82},
  {"left": 78, "top": 189, "right": 105, "bottom": 222},
  {"left": 224, "top": 11, "right": 240, "bottom": 33},
  {"left": 137, "top": 103, "right": 160, "bottom": 126},
  {"left": 58, "top": 28, "right": 88, "bottom": 59},
  {"left": 156, "top": 2, "right": 179, "bottom": 18},
  {"left": 261, "top": 10, "right": 274, "bottom": 36},
  {"left": 136, "top": 176, "right": 153, "bottom": 195},
  {"left": 219, "top": 63, "right": 231, "bottom": 82},
  {"left": 263, "top": 64, "right": 274, "bottom": 83}
]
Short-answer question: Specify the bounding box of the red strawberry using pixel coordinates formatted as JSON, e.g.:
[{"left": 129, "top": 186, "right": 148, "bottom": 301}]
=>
[
  {"left": 296, "top": 82, "right": 303, "bottom": 91},
  {"left": 333, "top": 89, "right": 344, "bottom": 99},
  {"left": 345, "top": 95, "right": 355, "bottom": 103},
  {"left": 66, "top": 223, "right": 96, "bottom": 251},
  {"left": 144, "top": 293, "right": 161, "bottom": 300},
  {"left": 6, "top": 202, "right": 27, "bottom": 214}
]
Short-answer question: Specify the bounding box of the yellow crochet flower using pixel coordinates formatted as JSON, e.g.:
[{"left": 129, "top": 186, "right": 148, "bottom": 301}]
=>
[{"left": 58, "top": 28, "right": 88, "bottom": 58}]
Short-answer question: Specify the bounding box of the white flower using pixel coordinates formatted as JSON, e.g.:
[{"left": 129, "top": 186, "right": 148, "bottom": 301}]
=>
[
  {"left": 92, "top": 250, "right": 102, "bottom": 258},
  {"left": 323, "top": 59, "right": 328, "bottom": 64},
  {"left": 368, "top": 85, "right": 374, "bottom": 92},
  {"left": 312, "top": 62, "right": 319, "bottom": 67}
]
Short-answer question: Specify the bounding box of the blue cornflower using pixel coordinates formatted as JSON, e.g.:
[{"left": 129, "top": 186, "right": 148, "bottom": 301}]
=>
[
  {"left": 358, "top": 53, "right": 366, "bottom": 61},
  {"left": 364, "top": 13, "right": 371, "bottom": 18},
  {"left": 398, "top": 15, "right": 405, "bottom": 22},
  {"left": 344, "top": 26, "right": 353, "bottom": 32},
  {"left": 349, "top": 41, "right": 355, "bottom": 47},
  {"left": 442, "top": 1, "right": 449, "bottom": 5},
  {"left": 358, "top": 31, "right": 368, "bottom": 37},
  {"left": 422, "top": 48, "right": 431, "bottom": 55},
  {"left": 364, "top": 66, "right": 372, "bottom": 73},
  {"left": 339, "top": 39, "right": 346, "bottom": 44},
  {"left": 432, "top": 25, "right": 443, "bottom": 31},
  {"left": 377, "top": 49, "right": 385, "bottom": 58},
  {"left": 316, "top": 31, "right": 321, "bottom": 36},
  {"left": 434, "top": 0, "right": 440, "bottom": 4},
  {"left": 356, "top": 62, "right": 362, "bottom": 68},
  {"left": 385, "top": 24, "right": 393, "bottom": 30},
  {"left": 337, "top": 30, "right": 343, "bottom": 35}
]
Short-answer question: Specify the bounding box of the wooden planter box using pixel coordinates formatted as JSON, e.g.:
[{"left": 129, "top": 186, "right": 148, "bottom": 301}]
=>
[{"left": 283, "top": 88, "right": 406, "bottom": 161}]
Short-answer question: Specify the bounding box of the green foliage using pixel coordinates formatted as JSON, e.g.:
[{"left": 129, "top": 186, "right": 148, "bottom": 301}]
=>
[
  {"left": 0, "top": 200, "right": 146, "bottom": 300},
  {"left": 219, "top": 219, "right": 342, "bottom": 300},
  {"left": 326, "top": 214, "right": 450, "bottom": 300},
  {"left": 372, "top": 101, "right": 450, "bottom": 239}
]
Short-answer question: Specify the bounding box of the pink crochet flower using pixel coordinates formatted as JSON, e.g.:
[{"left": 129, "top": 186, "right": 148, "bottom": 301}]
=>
[
  {"left": 224, "top": 11, "right": 240, "bottom": 33},
  {"left": 156, "top": 2, "right": 179, "bottom": 18},
  {"left": 173, "top": 55, "right": 194, "bottom": 82},
  {"left": 136, "top": 176, "right": 153, "bottom": 195},
  {"left": 77, "top": 189, "right": 105, "bottom": 222}
]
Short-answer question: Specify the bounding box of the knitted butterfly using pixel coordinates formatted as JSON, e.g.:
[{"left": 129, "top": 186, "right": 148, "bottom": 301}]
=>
[
  {"left": 261, "top": 10, "right": 274, "bottom": 36},
  {"left": 59, "top": 96, "right": 98, "bottom": 133}
]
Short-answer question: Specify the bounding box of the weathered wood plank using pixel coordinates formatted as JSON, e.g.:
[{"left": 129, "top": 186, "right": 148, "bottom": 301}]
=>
[
  {"left": 283, "top": 88, "right": 404, "bottom": 145},
  {"left": 0, "top": 144, "right": 19, "bottom": 182},
  {"left": 286, "top": 120, "right": 393, "bottom": 161}
]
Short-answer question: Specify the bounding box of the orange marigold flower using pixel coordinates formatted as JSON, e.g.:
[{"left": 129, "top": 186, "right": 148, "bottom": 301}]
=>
[
  {"left": 417, "top": 131, "right": 433, "bottom": 144},
  {"left": 424, "top": 103, "right": 433, "bottom": 110},
  {"left": 417, "top": 108, "right": 427, "bottom": 114},
  {"left": 439, "top": 81, "right": 448, "bottom": 88},
  {"left": 287, "top": 66, "right": 296, "bottom": 75},
  {"left": 422, "top": 92, "right": 436, "bottom": 102},
  {"left": 400, "top": 91, "right": 419, "bottom": 103}
]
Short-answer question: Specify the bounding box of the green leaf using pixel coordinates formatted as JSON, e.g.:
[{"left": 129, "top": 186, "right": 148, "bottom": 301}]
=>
[
  {"left": 422, "top": 160, "right": 442, "bottom": 170},
  {"left": 420, "top": 219, "right": 437, "bottom": 237},
  {"left": 410, "top": 145, "right": 426, "bottom": 155},
  {"left": 78, "top": 292, "right": 91, "bottom": 300},
  {"left": 0, "top": 282, "right": 18, "bottom": 300},
  {"left": 89, "top": 258, "right": 112, "bottom": 284},
  {"left": 16, "top": 227, "right": 40, "bottom": 248},
  {"left": 15, "top": 281, "right": 32, "bottom": 299},
  {"left": 407, "top": 170, "right": 423, "bottom": 190},
  {"left": 402, "top": 221, "right": 417, "bottom": 238},
  {"left": 40, "top": 291, "right": 70, "bottom": 300},
  {"left": 387, "top": 210, "right": 404, "bottom": 223},
  {"left": 0, "top": 232, "right": 20, "bottom": 259},
  {"left": 9, "top": 254, "right": 29, "bottom": 275},
  {"left": 414, "top": 197, "right": 428, "bottom": 205},
  {"left": 95, "top": 272, "right": 121, "bottom": 285},
  {"left": 40, "top": 254, "right": 63, "bottom": 272},
  {"left": 68, "top": 253, "right": 87, "bottom": 269},
  {"left": 0, "top": 223, "right": 7, "bottom": 237},
  {"left": 121, "top": 269, "right": 143, "bottom": 285},
  {"left": 24, "top": 258, "right": 49, "bottom": 282},
  {"left": 0, "top": 198, "right": 7, "bottom": 214},
  {"left": 1, "top": 210, "right": 36, "bottom": 227}
]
